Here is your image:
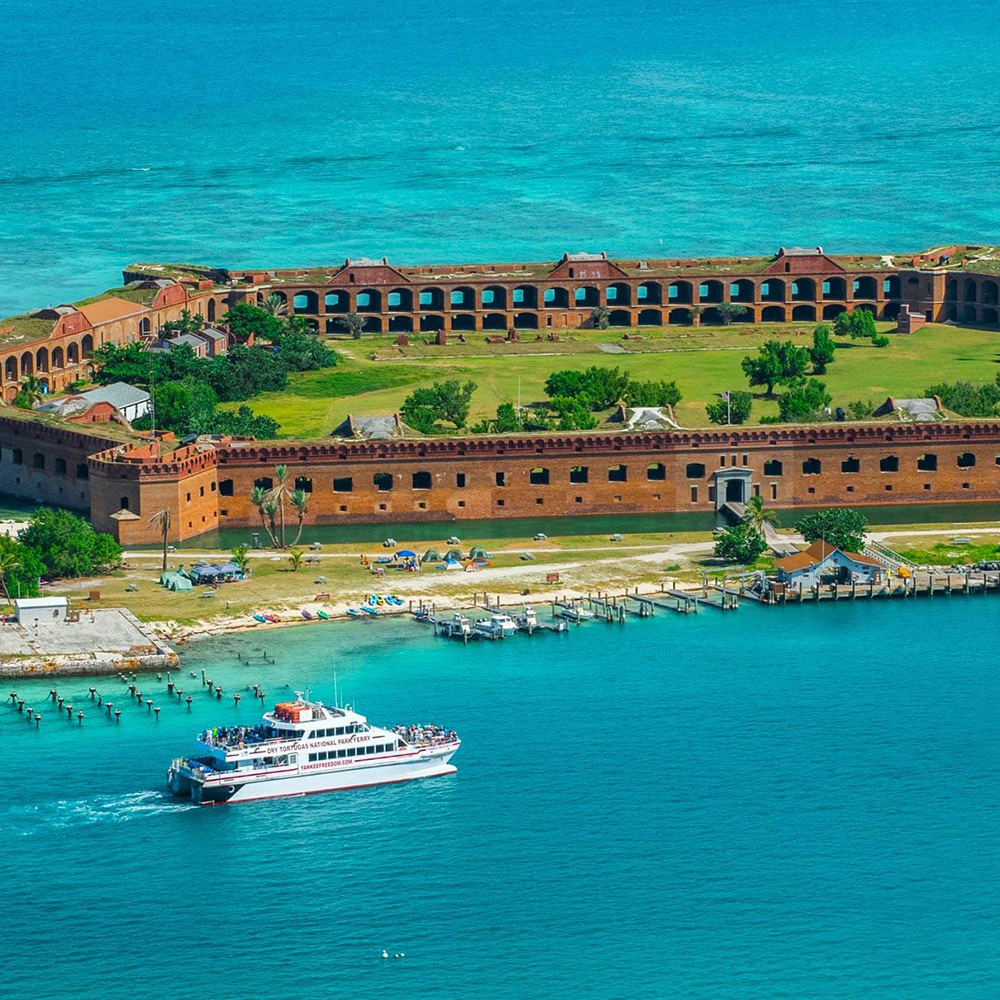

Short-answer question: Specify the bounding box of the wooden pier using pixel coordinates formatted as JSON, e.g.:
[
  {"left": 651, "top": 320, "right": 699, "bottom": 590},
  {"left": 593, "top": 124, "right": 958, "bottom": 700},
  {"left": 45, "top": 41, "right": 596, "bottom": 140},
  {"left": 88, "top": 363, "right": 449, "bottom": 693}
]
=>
[{"left": 765, "top": 569, "right": 1000, "bottom": 604}]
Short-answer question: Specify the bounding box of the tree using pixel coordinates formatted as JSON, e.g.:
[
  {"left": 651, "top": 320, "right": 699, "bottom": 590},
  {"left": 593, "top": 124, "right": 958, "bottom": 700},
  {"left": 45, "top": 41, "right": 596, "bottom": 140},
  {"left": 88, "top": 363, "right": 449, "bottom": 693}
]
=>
[
  {"left": 713, "top": 523, "right": 767, "bottom": 564},
  {"left": 251, "top": 486, "right": 278, "bottom": 548},
  {"left": 925, "top": 379, "right": 1000, "bottom": 417},
  {"left": 401, "top": 380, "right": 477, "bottom": 432},
  {"left": 847, "top": 399, "right": 875, "bottom": 420},
  {"left": 591, "top": 306, "right": 610, "bottom": 330},
  {"left": 778, "top": 378, "right": 832, "bottom": 422},
  {"left": 339, "top": 312, "right": 365, "bottom": 339},
  {"left": 625, "top": 379, "right": 682, "bottom": 408},
  {"left": 0, "top": 536, "right": 42, "bottom": 600},
  {"left": 716, "top": 303, "right": 750, "bottom": 326},
  {"left": 263, "top": 293, "right": 287, "bottom": 316},
  {"left": 289, "top": 489, "right": 309, "bottom": 547},
  {"left": 148, "top": 379, "right": 218, "bottom": 435},
  {"left": 13, "top": 375, "right": 45, "bottom": 410},
  {"left": 223, "top": 302, "right": 284, "bottom": 343},
  {"left": 231, "top": 544, "right": 251, "bottom": 576},
  {"left": 273, "top": 330, "right": 337, "bottom": 372},
  {"left": 706, "top": 390, "right": 752, "bottom": 425},
  {"left": 795, "top": 508, "right": 869, "bottom": 552},
  {"left": 19, "top": 508, "right": 121, "bottom": 580},
  {"left": 267, "top": 464, "right": 292, "bottom": 547},
  {"left": 287, "top": 548, "right": 304, "bottom": 572},
  {"left": 743, "top": 495, "right": 779, "bottom": 535},
  {"left": 549, "top": 395, "right": 599, "bottom": 430},
  {"left": 809, "top": 323, "right": 836, "bottom": 374},
  {"left": 149, "top": 509, "right": 171, "bottom": 571},
  {"left": 741, "top": 340, "right": 809, "bottom": 396},
  {"left": 493, "top": 402, "right": 522, "bottom": 433},
  {"left": 212, "top": 405, "right": 280, "bottom": 438},
  {"left": 834, "top": 309, "right": 878, "bottom": 340}
]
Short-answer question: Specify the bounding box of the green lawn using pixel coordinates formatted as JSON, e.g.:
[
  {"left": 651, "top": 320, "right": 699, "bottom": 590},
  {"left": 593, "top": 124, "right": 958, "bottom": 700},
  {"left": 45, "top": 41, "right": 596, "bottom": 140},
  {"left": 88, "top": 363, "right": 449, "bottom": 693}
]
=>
[{"left": 224, "top": 322, "right": 1000, "bottom": 439}]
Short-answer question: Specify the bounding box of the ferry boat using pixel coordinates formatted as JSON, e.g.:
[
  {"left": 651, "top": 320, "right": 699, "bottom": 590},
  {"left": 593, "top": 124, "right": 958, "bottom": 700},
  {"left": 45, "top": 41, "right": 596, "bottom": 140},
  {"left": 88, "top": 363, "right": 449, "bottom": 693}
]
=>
[
  {"left": 167, "top": 696, "right": 460, "bottom": 805},
  {"left": 472, "top": 612, "right": 517, "bottom": 639}
]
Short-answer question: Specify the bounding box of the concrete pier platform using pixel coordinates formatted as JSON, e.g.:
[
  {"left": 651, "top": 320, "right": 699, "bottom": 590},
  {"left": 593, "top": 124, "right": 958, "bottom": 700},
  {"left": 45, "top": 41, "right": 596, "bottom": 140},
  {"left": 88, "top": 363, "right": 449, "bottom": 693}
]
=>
[{"left": 0, "top": 607, "right": 177, "bottom": 677}]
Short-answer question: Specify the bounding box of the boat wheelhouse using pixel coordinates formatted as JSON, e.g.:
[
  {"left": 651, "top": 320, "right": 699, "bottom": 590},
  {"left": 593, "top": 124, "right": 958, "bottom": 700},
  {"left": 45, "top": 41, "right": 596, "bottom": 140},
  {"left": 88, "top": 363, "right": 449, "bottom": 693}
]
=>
[{"left": 167, "top": 696, "right": 459, "bottom": 805}]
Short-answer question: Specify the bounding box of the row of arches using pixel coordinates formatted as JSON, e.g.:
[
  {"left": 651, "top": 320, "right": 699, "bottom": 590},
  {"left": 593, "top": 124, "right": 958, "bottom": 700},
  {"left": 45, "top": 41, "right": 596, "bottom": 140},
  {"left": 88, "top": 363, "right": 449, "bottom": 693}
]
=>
[
  {"left": 318, "top": 302, "right": 896, "bottom": 333},
  {"left": 281, "top": 275, "right": 900, "bottom": 317},
  {"left": 1, "top": 336, "right": 93, "bottom": 383},
  {"left": 945, "top": 278, "right": 1000, "bottom": 304}
]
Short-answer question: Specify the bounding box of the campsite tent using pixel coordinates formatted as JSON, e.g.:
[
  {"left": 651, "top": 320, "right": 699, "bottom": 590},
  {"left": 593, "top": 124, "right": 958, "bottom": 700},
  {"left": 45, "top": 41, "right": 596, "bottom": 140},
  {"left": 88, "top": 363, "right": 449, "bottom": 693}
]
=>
[
  {"left": 469, "top": 545, "right": 489, "bottom": 561},
  {"left": 445, "top": 548, "right": 464, "bottom": 563},
  {"left": 421, "top": 549, "right": 442, "bottom": 563},
  {"left": 161, "top": 571, "right": 193, "bottom": 591}
]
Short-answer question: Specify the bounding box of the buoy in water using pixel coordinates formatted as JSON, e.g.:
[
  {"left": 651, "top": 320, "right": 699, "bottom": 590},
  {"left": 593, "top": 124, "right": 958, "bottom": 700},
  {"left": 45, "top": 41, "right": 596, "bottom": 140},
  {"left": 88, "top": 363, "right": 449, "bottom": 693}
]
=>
[{"left": 381, "top": 950, "right": 389, "bottom": 959}]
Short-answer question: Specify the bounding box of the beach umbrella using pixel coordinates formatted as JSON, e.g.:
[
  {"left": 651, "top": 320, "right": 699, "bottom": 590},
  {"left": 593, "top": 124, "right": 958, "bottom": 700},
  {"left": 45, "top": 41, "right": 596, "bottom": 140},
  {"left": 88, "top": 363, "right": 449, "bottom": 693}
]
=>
[{"left": 396, "top": 550, "right": 417, "bottom": 558}]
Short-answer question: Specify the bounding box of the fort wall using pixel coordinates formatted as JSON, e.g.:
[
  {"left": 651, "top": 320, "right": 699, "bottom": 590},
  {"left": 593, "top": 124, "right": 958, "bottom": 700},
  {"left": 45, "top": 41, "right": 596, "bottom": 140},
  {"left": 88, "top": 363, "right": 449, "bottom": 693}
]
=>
[{"left": 78, "top": 423, "right": 1000, "bottom": 545}]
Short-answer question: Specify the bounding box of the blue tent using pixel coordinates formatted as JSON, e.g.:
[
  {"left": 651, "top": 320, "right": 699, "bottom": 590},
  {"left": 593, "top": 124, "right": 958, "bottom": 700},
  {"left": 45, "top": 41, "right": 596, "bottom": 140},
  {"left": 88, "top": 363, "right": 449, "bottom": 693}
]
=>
[{"left": 396, "top": 549, "right": 417, "bottom": 558}]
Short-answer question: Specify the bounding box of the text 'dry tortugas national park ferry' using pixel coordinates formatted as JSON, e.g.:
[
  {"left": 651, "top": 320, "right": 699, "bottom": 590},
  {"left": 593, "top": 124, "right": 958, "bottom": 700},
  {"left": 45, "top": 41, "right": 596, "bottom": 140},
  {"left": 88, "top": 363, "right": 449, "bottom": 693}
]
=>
[
  {"left": 4, "top": 244, "right": 1000, "bottom": 545},
  {"left": 168, "top": 696, "right": 460, "bottom": 805}
]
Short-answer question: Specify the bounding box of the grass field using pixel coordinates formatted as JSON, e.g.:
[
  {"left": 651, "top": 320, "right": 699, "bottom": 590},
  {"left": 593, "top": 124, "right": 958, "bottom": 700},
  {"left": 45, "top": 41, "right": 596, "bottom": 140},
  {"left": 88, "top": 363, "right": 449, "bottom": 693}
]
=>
[{"left": 223, "top": 321, "right": 1000, "bottom": 438}]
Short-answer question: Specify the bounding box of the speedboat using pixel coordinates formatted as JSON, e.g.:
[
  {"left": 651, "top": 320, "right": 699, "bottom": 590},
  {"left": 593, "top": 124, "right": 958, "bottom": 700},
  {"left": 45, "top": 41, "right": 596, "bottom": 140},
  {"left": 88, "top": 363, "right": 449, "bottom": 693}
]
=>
[
  {"left": 473, "top": 613, "right": 517, "bottom": 639},
  {"left": 168, "top": 695, "right": 460, "bottom": 805}
]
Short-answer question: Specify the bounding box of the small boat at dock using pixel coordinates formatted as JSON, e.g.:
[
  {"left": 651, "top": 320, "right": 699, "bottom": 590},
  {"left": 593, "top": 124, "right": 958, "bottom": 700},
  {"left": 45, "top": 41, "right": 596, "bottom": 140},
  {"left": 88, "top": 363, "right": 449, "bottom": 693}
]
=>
[
  {"left": 553, "top": 603, "right": 596, "bottom": 622},
  {"left": 473, "top": 612, "right": 517, "bottom": 639},
  {"left": 435, "top": 612, "right": 473, "bottom": 639}
]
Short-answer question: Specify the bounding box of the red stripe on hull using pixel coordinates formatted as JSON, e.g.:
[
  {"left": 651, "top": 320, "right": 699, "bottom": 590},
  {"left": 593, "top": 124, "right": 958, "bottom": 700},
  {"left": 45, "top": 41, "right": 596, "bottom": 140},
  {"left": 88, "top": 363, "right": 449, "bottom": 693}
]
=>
[{"left": 198, "top": 767, "right": 455, "bottom": 806}]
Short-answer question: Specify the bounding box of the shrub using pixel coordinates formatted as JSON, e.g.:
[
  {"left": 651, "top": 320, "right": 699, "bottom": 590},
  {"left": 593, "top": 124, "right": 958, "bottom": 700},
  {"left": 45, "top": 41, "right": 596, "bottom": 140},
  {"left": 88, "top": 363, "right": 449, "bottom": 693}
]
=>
[
  {"left": 706, "top": 390, "right": 752, "bottom": 425},
  {"left": 778, "top": 378, "right": 832, "bottom": 422}
]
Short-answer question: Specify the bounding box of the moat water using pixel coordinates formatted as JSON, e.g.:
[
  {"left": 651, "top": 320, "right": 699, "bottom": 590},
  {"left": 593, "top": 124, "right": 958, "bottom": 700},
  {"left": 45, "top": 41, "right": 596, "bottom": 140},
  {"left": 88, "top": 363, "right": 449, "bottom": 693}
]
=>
[
  {"left": 3, "top": 1, "right": 1000, "bottom": 316},
  {"left": 2, "top": 602, "right": 998, "bottom": 999}
]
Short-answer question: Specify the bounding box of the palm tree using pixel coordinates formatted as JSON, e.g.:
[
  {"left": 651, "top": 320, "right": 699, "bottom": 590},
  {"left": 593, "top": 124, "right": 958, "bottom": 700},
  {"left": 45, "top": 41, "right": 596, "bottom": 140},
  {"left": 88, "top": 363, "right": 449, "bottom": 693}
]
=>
[
  {"left": 231, "top": 544, "right": 251, "bottom": 576},
  {"left": 289, "top": 489, "right": 308, "bottom": 546},
  {"left": 251, "top": 486, "right": 278, "bottom": 548},
  {"left": 14, "top": 374, "right": 44, "bottom": 410},
  {"left": 743, "top": 495, "right": 779, "bottom": 537},
  {"left": 287, "top": 548, "right": 304, "bottom": 572},
  {"left": 148, "top": 509, "right": 171, "bottom": 571},
  {"left": 0, "top": 548, "right": 20, "bottom": 603},
  {"left": 263, "top": 293, "right": 287, "bottom": 316},
  {"left": 266, "top": 465, "right": 292, "bottom": 547}
]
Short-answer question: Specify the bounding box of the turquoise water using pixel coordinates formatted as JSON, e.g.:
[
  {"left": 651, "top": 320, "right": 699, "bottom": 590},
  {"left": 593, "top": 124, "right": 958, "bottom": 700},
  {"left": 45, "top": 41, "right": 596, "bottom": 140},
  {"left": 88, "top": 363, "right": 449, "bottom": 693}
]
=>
[
  {"left": 2, "top": 602, "right": 998, "bottom": 998},
  {"left": 4, "top": 1, "right": 1000, "bottom": 316}
]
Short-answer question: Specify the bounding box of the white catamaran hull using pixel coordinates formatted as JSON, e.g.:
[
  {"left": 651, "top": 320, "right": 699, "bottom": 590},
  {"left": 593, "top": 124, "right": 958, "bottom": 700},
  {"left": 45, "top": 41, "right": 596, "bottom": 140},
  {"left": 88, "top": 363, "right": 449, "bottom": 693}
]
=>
[{"left": 174, "top": 746, "right": 458, "bottom": 805}]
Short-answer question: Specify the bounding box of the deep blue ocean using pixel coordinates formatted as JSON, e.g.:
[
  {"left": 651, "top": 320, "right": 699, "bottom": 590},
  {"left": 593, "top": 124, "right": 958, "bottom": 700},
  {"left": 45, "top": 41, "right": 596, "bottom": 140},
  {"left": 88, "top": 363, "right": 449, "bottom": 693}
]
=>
[
  {"left": 2, "top": 602, "right": 998, "bottom": 999},
  {"left": 3, "top": 1, "right": 1000, "bottom": 317}
]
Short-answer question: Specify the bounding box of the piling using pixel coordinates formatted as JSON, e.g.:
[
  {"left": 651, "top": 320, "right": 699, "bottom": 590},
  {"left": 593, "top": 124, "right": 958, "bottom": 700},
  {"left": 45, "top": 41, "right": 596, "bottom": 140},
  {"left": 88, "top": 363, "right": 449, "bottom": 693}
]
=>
[
  {"left": 50, "top": 689, "right": 57, "bottom": 702},
  {"left": 65, "top": 705, "right": 73, "bottom": 720},
  {"left": 89, "top": 687, "right": 96, "bottom": 699},
  {"left": 186, "top": 696, "right": 192, "bottom": 710},
  {"left": 77, "top": 712, "right": 83, "bottom": 725},
  {"left": 154, "top": 707, "right": 161, "bottom": 719},
  {"left": 115, "top": 709, "right": 121, "bottom": 722},
  {"left": 146, "top": 699, "right": 153, "bottom": 712}
]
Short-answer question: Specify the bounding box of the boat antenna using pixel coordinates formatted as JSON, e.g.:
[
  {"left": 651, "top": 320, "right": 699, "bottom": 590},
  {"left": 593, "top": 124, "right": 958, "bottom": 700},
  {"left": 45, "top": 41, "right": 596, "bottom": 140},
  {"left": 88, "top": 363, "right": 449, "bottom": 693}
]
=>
[{"left": 333, "top": 668, "right": 338, "bottom": 708}]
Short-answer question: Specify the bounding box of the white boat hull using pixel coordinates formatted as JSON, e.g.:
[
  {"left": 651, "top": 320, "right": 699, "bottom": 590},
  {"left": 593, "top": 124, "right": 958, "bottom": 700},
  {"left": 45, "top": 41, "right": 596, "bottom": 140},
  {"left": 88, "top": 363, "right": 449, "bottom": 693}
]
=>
[{"left": 172, "top": 745, "right": 458, "bottom": 805}]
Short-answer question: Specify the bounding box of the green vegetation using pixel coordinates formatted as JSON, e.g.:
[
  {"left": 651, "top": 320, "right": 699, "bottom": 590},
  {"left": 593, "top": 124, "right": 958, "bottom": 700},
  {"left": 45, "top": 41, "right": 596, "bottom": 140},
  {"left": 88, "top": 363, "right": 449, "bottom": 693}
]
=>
[
  {"left": 925, "top": 378, "right": 1000, "bottom": 417},
  {"left": 809, "top": 324, "right": 836, "bottom": 374},
  {"left": 401, "top": 380, "right": 477, "bottom": 433},
  {"left": 91, "top": 310, "right": 336, "bottom": 437},
  {"left": 223, "top": 322, "right": 1000, "bottom": 437},
  {"left": 706, "top": 390, "right": 752, "bottom": 425},
  {"left": 776, "top": 378, "right": 832, "bottom": 422},
  {"left": 896, "top": 539, "right": 1000, "bottom": 565},
  {"left": 716, "top": 303, "right": 749, "bottom": 325},
  {"left": 740, "top": 340, "right": 810, "bottom": 396},
  {"left": 2, "top": 509, "right": 122, "bottom": 595},
  {"left": 713, "top": 522, "right": 767, "bottom": 564},
  {"left": 795, "top": 508, "right": 869, "bottom": 552},
  {"left": 543, "top": 366, "right": 681, "bottom": 410},
  {"left": 835, "top": 309, "right": 878, "bottom": 341}
]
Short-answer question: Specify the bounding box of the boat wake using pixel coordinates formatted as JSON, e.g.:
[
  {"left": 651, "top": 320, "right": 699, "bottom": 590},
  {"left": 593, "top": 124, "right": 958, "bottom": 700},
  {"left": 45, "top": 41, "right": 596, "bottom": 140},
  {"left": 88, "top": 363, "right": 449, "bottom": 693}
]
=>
[{"left": 6, "top": 790, "right": 188, "bottom": 834}]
